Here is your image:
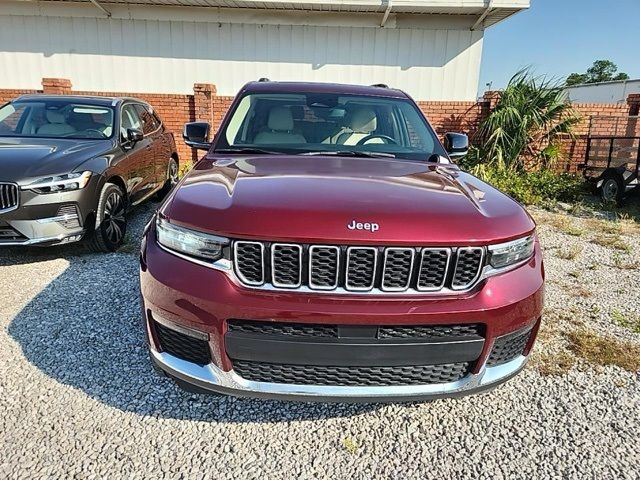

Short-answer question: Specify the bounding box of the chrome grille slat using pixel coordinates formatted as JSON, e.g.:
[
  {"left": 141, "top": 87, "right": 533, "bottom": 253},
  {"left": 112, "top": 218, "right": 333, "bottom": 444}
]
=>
[
  {"left": 232, "top": 241, "right": 485, "bottom": 294},
  {"left": 308, "top": 245, "right": 340, "bottom": 290},
  {"left": 452, "top": 247, "right": 484, "bottom": 290},
  {"left": 417, "top": 248, "right": 451, "bottom": 291},
  {"left": 381, "top": 248, "right": 414, "bottom": 291},
  {"left": 345, "top": 247, "right": 378, "bottom": 291},
  {"left": 271, "top": 243, "right": 302, "bottom": 288},
  {"left": 233, "top": 241, "right": 265, "bottom": 286},
  {"left": 0, "top": 183, "right": 19, "bottom": 212}
]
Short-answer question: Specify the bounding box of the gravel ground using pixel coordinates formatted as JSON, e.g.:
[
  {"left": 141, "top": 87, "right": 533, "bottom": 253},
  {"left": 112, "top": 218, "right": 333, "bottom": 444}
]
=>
[{"left": 1, "top": 202, "right": 639, "bottom": 479}]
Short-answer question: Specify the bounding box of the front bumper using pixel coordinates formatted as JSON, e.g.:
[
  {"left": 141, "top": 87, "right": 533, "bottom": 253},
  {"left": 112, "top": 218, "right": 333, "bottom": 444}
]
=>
[
  {"left": 0, "top": 177, "right": 99, "bottom": 246},
  {"left": 140, "top": 233, "right": 544, "bottom": 402},
  {"left": 150, "top": 348, "right": 529, "bottom": 402}
]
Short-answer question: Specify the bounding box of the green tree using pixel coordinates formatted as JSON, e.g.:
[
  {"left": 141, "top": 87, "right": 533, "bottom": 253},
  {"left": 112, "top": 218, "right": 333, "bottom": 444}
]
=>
[{"left": 566, "top": 60, "right": 629, "bottom": 86}]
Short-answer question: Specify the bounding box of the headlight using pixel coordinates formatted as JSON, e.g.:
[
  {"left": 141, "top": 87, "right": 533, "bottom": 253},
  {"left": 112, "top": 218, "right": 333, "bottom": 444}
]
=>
[
  {"left": 156, "top": 217, "right": 228, "bottom": 261},
  {"left": 488, "top": 234, "right": 535, "bottom": 269},
  {"left": 24, "top": 171, "right": 92, "bottom": 193}
]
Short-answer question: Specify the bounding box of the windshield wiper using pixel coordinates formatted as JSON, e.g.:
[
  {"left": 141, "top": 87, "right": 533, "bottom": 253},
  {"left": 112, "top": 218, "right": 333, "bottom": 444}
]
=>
[
  {"left": 215, "top": 147, "right": 281, "bottom": 155},
  {"left": 299, "top": 150, "right": 396, "bottom": 158}
]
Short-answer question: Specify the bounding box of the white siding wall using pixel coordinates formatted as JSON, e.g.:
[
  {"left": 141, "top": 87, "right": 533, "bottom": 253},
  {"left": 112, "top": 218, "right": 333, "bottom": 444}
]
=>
[
  {"left": 565, "top": 80, "right": 640, "bottom": 105},
  {"left": 0, "top": 6, "right": 483, "bottom": 100}
]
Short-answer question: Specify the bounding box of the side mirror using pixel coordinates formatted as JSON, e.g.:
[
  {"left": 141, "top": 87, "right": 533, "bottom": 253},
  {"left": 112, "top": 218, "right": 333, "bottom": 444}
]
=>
[
  {"left": 127, "top": 128, "right": 144, "bottom": 144},
  {"left": 444, "top": 132, "right": 469, "bottom": 159},
  {"left": 183, "top": 122, "right": 211, "bottom": 150}
]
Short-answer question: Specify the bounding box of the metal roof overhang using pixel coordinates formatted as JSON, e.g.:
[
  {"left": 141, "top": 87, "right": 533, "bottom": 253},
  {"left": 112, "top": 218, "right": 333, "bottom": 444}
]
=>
[{"left": 40, "top": 0, "right": 530, "bottom": 28}]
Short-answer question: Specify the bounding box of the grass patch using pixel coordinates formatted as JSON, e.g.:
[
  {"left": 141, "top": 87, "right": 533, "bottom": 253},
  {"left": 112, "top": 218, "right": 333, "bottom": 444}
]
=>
[
  {"left": 612, "top": 253, "right": 637, "bottom": 270},
  {"left": 567, "top": 329, "right": 640, "bottom": 371},
  {"left": 561, "top": 284, "right": 591, "bottom": 298},
  {"left": 342, "top": 437, "right": 358, "bottom": 454},
  {"left": 610, "top": 309, "right": 640, "bottom": 334},
  {"left": 533, "top": 350, "right": 576, "bottom": 376},
  {"left": 555, "top": 245, "right": 582, "bottom": 260},
  {"left": 592, "top": 234, "right": 631, "bottom": 252}
]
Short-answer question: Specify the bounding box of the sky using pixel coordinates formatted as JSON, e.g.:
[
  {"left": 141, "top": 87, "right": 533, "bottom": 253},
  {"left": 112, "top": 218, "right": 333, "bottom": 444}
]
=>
[{"left": 479, "top": 0, "right": 639, "bottom": 92}]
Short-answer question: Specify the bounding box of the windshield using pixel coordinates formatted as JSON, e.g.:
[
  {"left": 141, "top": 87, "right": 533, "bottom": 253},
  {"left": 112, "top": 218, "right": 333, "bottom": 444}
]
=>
[
  {"left": 217, "top": 92, "right": 447, "bottom": 160},
  {"left": 0, "top": 100, "right": 114, "bottom": 140}
]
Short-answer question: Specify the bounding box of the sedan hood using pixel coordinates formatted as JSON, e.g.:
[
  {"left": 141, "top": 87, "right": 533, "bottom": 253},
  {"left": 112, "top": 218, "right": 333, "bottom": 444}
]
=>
[
  {"left": 163, "top": 155, "right": 535, "bottom": 245},
  {"left": 0, "top": 137, "right": 113, "bottom": 183}
]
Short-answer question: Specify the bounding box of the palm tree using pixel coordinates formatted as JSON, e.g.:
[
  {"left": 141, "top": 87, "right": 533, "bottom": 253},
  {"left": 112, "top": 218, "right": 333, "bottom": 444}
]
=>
[{"left": 475, "top": 70, "right": 580, "bottom": 173}]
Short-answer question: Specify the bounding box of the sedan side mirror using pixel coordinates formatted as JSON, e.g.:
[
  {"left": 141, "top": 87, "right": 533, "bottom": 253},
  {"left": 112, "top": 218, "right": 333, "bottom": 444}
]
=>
[
  {"left": 127, "top": 128, "right": 144, "bottom": 144},
  {"left": 183, "top": 122, "right": 211, "bottom": 150},
  {"left": 444, "top": 132, "right": 469, "bottom": 159}
]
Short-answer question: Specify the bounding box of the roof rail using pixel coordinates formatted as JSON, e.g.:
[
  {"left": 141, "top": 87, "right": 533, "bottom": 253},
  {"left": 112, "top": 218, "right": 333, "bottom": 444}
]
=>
[
  {"left": 258, "top": 77, "right": 271, "bottom": 82},
  {"left": 370, "top": 83, "right": 389, "bottom": 88}
]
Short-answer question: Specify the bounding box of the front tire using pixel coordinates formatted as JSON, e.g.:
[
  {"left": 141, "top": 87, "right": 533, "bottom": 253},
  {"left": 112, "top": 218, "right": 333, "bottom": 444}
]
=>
[{"left": 87, "top": 183, "right": 127, "bottom": 252}]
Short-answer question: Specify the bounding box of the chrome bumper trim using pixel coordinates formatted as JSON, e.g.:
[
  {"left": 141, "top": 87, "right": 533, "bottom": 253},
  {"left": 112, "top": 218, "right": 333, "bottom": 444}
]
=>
[
  {"left": 0, "top": 231, "right": 85, "bottom": 246},
  {"left": 150, "top": 348, "right": 528, "bottom": 402}
]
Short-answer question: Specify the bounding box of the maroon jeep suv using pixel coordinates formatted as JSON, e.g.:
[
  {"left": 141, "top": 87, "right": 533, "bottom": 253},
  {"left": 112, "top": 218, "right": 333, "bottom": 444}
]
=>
[{"left": 139, "top": 81, "right": 544, "bottom": 402}]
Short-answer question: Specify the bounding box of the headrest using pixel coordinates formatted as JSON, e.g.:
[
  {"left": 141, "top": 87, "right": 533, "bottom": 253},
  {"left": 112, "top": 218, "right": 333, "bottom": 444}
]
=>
[
  {"left": 349, "top": 107, "right": 377, "bottom": 133},
  {"left": 45, "top": 110, "right": 66, "bottom": 124},
  {"left": 268, "top": 107, "right": 294, "bottom": 132}
]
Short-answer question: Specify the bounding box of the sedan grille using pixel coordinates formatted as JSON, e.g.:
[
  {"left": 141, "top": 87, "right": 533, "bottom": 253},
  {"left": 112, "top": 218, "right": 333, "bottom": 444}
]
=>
[
  {"left": 0, "top": 183, "right": 19, "bottom": 212},
  {"left": 233, "top": 360, "right": 470, "bottom": 386},
  {"left": 233, "top": 241, "right": 485, "bottom": 294}
]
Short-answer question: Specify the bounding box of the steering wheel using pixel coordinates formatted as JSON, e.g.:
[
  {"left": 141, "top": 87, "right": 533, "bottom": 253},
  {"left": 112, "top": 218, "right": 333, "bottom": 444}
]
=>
[{"left": 356, "top": 134, "right": 398, "bottom": 146}]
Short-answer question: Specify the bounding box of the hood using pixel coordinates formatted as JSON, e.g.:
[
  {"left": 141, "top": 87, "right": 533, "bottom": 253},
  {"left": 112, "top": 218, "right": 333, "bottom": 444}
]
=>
[
  {"left": 0, "top": 137, "right": 113, "bottom": 183},
  {"left": 163, "top": 155, "right": 535, "bottom": 246}
]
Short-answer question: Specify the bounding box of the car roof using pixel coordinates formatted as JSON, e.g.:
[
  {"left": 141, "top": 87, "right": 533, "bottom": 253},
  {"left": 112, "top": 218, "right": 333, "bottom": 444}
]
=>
[
  {"left": 240, "top": 81, "right": 410, "bottom": 99},
  {"left": 13, "top": 95, "right": 148, "bottom": 107}
]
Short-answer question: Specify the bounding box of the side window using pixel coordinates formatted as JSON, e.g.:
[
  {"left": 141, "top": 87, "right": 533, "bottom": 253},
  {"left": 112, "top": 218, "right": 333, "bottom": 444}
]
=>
[
  {"left": 121, "top": 104, "right": 142, "bottom": 140},
  {"left": 134, "top": 104, "right": 158, "bottom": 135},
  {"left": 0, "top": 104, "right": 29, "bottom": 134}
]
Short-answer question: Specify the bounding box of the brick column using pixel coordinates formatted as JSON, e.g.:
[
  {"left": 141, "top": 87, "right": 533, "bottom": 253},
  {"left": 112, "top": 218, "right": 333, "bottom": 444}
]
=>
[
  {"left": 193, "top": 83, "right": 216, "bottom": 139},
  {"left": 482, "top": 90, "right": 502, "bottom": 110},
  {"left": 627, "top": 93, "right": 640, "bottom": 116},
  {"left": 42, "top": 78, "right": 72, "bottom": 95}
]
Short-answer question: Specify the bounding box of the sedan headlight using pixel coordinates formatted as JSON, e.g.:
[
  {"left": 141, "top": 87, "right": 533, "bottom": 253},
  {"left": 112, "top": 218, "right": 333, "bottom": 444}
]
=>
[
  {"left": 24, "top": 171, "right": 92, "bottom": 193},
  {"left": 156, "top": 217, "right": 228, "bottom": 261},
  {"left": 488, "top": 234, "right": 535, "bottom": 269}
]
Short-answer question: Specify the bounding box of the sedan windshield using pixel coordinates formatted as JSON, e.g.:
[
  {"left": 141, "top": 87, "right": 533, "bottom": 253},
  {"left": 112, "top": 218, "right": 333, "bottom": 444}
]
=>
[
  {"left": 0, "top": 100, "right": 114, "bottom": 140},
  {"left": 217, "top": 92, "right": 447, "bottom": 160}
]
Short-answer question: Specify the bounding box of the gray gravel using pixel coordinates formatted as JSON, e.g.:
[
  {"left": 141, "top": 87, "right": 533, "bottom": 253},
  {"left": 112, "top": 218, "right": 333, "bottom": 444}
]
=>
[{"left": 1, "top": 203, "right": 639, "bottom": 479}]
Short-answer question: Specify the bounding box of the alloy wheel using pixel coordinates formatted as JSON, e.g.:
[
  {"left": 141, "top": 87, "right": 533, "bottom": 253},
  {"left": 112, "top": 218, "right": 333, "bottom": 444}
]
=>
[{"left": 103, "top": 191, "right": 126, "bottom": 244}]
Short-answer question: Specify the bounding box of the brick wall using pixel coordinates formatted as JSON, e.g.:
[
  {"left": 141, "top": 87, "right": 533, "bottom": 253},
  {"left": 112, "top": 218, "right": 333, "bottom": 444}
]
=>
[
  {"left": 555, "top": 103, "right": 630, "bottom": 172},
  {"left": 1, "top": 77, "right": 636, "bottom": 173}
]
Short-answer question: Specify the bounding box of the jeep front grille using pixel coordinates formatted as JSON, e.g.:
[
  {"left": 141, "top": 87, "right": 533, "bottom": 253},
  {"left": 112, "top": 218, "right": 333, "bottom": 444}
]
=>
[
  {"left": 0, "top": 183, "right": 19, "bottom": 212},
  {"left": 233, "top": 241, "right": 486, "bottom": 294}
]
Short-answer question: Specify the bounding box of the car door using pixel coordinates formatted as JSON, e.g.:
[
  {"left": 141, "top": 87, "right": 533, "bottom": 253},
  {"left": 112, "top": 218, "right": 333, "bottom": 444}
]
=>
[
  {"left": 120, "top": 103, "right": 154, "bottom": 204},
  {"left": 134, "top": 104, "right": 168, "bottom": 190}
]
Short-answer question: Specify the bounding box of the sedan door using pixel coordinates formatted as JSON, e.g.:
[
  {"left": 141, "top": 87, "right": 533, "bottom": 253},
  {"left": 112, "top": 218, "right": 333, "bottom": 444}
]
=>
[
  {"left": 134, "top": 103, "right": 170, "bottom": 189},
  {"left": 120, "top": 103, "right": 155, "bottom": 204}
]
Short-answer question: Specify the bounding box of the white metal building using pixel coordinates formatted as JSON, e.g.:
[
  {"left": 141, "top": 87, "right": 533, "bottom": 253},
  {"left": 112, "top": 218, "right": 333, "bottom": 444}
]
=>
[
  {"left": 565, "top": 79, "right": 640, "bottom": 105},
  {"left": 0, "top": 1, "right": 529, "bottom": 100}
]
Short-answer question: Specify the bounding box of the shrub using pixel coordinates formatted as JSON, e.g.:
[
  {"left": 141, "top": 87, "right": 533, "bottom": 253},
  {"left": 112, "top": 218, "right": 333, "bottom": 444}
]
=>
[{"left": 468, "top": 163, "right": 584, "bottom": 205}]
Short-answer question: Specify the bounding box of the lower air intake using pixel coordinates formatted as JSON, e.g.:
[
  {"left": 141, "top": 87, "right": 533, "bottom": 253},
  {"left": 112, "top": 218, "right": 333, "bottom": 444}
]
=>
[{"left": 233, "top": 360, "right": 470, "bottom": 386}]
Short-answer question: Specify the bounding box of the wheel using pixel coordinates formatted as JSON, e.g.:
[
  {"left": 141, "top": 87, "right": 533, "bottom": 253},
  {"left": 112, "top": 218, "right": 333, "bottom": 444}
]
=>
[
  {"left": 600, "top": 172, "right": 624, "bottom": 205},
  {"left": 86, "top": 182, "right": 127, "bottom": 252},
  {"left": 154, "top": 157, "right": 179, "bottom": 201}
]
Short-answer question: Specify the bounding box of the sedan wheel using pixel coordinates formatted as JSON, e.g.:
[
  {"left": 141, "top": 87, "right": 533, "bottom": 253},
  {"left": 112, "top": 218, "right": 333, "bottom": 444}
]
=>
[{"left": 87, "top": 183, "right": 127, "bottom": 252}]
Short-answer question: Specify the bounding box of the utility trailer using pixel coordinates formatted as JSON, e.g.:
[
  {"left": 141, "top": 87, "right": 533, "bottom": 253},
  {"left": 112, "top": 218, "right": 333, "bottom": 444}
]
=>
[{"left": 581, "top": 115, "right": 640, "bottom": 204}]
